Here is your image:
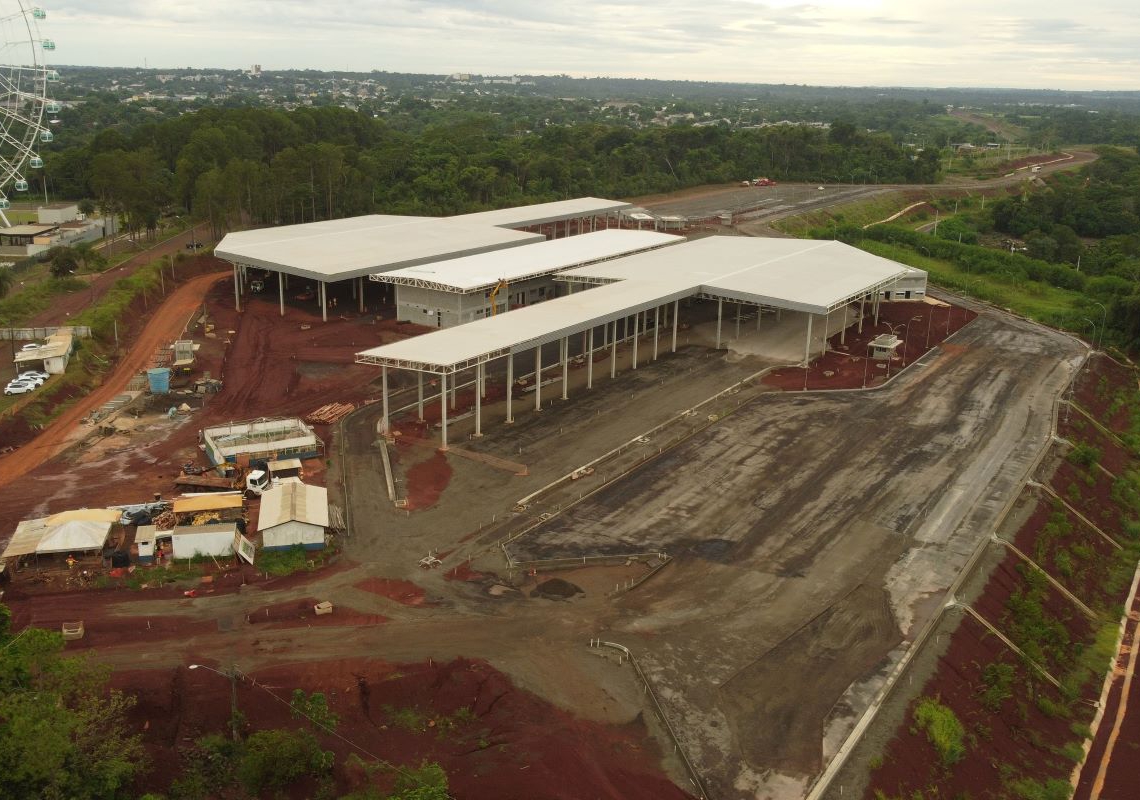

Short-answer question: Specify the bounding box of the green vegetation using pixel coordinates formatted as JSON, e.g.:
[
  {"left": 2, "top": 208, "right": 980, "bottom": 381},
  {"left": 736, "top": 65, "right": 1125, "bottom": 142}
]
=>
[
  {"left": 979, "top": 662, "right": 1016, "bottom": 711},
  {"left": 256, "top": 544, "right": 320, "bottom": 577},
  {"left": 291, "top": 689, "right": 340, "bottom": 732},
  {"left": 0, "top": 604, "right": 144, "bottom": 799},
  {"left": 1007, "top": 777, "right": 1073, "bottom": 800},
  {"left": 1067, "top": 442, "right": 1102, "bottom": 469},
  {"left": 913, "top": 696, "right": 967, "bottom": 766}
]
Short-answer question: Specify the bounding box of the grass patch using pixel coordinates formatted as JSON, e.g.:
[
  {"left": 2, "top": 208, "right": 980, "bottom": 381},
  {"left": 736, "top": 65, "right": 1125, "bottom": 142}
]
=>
[
  {"left": 256, "top": 545, "right": 316, "bottom": 577},
  {"left": 773, "top": 190, "right": 914, "bottom": 236},
  {"left": 913, "top": 696, "right": 967, "bottom": 767}
]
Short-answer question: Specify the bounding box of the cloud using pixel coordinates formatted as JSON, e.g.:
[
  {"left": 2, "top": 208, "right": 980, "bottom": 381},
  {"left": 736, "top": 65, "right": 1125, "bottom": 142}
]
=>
[{"left": 33, "top": 0, "right": 1140, "bottom": 90}]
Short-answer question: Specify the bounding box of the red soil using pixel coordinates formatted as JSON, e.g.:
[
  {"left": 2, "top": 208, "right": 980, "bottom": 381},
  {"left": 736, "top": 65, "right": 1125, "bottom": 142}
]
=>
[
  {"left": 444, "top": 562, "right": 487, "bottom": 582},
  {"left": 120, "top": 657, "right": 695, "bottom": 800},
  {"left": 1057, "top": 410, "right": 1135, "bottom": 478},
  {"left": 353, "top": 576, "right": 433, "bottom": 606},
  {"left": 244, "top": 596, "right": 389, "bottom": 629},
  {"left": 866, "top": 615, "right": 1083, "bottom": 798},
  {"left": 1072, "top": 353, "right": 1138, "bottom": 436},
  {"left": 1048, "top": 460, "right": 1127, "bottom": 540},
  {"left": 763, "top": 301, "right": 977, "bottom": 391},
  {"left": 1011, "top": 497, "right": 1122, "bottom": 612},
  {"left": 404, "top": 451, "right": 453, "bottom": 511}
]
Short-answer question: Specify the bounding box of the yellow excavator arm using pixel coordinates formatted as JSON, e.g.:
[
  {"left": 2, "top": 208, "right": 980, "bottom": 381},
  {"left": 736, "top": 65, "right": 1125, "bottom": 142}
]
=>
[{"left": 489, "top": 279, "right": 508, "bottom": 316}]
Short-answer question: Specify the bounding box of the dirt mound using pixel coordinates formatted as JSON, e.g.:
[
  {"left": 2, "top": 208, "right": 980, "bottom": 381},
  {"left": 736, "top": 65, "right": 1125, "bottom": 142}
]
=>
[{"left": 531, "top": 577, "right": 583, "bottom": 600}]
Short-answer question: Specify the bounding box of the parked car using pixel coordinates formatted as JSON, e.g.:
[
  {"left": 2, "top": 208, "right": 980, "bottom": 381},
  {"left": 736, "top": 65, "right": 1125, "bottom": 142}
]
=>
[
  {"left": 18, "top": 370, "right": 48, "bottom": 381},
  {"left": 19, "top": 343, "right": 40, "bottom": 351},
  {"left": 14, "top": 374, "right": 44, "bottom": 387},
  {"left": 4, "top": 380, "right": 36, "bottom": 396}
]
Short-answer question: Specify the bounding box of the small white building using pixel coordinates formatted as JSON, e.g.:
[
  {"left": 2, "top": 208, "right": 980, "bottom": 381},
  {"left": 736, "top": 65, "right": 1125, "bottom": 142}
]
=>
[
  {"left": 171, "top": 523, "right": 239, "bottom": 560},
  {"left": 257, "top": 481, "right": 328, "bottom": 551}
]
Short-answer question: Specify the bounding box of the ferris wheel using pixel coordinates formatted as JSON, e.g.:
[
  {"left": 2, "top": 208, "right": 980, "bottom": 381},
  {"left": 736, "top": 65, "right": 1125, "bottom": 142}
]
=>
[{"left": 0, "top": 1, "right": 57, "bottom": 227}]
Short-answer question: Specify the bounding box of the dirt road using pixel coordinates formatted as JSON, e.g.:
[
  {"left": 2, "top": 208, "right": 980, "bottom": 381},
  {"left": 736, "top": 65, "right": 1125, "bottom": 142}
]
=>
[
  {"left": 27, "top": 225, "right": 209, "bottom": 328},
  {"left": 0, "top": 271, "right": 226, "bottom": 488}
]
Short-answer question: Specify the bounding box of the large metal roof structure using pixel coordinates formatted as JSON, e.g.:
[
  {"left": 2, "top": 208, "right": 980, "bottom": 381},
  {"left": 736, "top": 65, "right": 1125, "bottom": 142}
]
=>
[
  {"left": 215, "top": 216, "right": 544, "bottom": 282},
  {"left": 356, "top": 237, "right": 914, "bottom": 373},
  {"left": 559, "top": 237, "right": 910, "bottom": 315},
  {"left": 449, "top": 197, "right": 631, "bottom": 229},
  {"left": 372, "top": 229, "right": 681, "bottom": 294}
]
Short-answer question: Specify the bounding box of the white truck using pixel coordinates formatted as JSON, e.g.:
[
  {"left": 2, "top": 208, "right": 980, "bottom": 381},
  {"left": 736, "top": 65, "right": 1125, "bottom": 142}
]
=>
[{"left": 244, "top": 458, "right": 305, "bottom": 496}]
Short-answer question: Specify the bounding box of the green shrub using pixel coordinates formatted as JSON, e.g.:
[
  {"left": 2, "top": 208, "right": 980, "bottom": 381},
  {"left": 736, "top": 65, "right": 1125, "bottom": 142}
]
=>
[
  {"left": 1008, "top": 777, "right": 1072, "bottom": 800},
  {"left": 980, "top": 662, "right": 1015, "bottom": 711},
  {"left": 236, "top": 729, "right": 331, "bottom": 794},
  {"left": 913, "top": 696, "right": 966, "bottom": 766}
]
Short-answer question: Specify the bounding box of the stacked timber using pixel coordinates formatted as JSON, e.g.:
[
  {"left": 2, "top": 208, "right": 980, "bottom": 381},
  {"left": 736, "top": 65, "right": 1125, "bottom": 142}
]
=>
[{"left": 306, "top": 403, "right": 356, "bottom": 424}]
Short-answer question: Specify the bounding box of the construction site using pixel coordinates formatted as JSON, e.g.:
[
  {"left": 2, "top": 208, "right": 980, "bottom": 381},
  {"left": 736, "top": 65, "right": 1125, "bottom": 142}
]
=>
[{"left": 0, "top": 191, "right": 1135, "bottom": 800}]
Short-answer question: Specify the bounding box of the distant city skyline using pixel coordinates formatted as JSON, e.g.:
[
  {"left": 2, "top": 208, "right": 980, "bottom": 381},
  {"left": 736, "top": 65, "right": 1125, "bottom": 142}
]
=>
[{"left": 32, "top": 0, "right": 1140, "bottom": 91}]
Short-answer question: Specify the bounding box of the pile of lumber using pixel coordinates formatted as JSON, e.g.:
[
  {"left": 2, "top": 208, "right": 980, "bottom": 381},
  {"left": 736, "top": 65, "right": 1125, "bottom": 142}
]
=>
[
  {"left": 152, "top": 510, "right": 177, "bottom": 530},
  {"left": 306, "top": 402, "right": 355, "bottom": 424}
]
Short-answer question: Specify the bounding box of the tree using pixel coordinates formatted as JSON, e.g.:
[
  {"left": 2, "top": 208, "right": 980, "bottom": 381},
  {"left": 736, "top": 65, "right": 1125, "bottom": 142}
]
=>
[
  {"left": 48, "top": 246, "right": 80, "bottom": 278},
  {"left": 0, "top": 604, "right": 144, "bottom": 800},
  {"left": 0, "top": 266, "right": 12, "bottom": 298}
]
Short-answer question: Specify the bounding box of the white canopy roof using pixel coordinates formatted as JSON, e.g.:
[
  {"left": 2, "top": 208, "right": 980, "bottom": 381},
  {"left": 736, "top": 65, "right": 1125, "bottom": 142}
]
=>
[
  {"left": 372, "top": 229, "right": 681, "bottom": 293},
  {"left": 450, "top": 197, "right": 631, "bottom": 229},
  {"left": 215, "top": 215, "right": 543, "bottom": 282},
  {"left": 3, "top": 515, "right": 112, "bottom": 558},
  {"left": 257, "top": 481, "right": 329, "bottom": 530},
  {"left": 356, "top": 237, "right": 917, "bottom": 373}
]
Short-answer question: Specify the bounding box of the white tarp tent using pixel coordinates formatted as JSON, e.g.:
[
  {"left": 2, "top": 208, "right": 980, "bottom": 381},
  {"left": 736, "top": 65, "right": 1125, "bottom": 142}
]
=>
[{"left": 2, "top": 508, "right": 118, "bottom": 559}]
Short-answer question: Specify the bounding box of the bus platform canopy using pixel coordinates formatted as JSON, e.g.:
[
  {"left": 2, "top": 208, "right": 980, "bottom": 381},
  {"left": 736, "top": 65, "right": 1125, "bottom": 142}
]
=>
[
  {"left": 371, "top": 229, "right": 681, "bottom": 294},
  {"left": 215, "top": 216, "right": 544, "bottom": 283},
  {"left": 449, "top": 197, "right": 631, "bottom": 229},
  {"left": 356, "top": 237, "right": 914, "bottom": 374}
]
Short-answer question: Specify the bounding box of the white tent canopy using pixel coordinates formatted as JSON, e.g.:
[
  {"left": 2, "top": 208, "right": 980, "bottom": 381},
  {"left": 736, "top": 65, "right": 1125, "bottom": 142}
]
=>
[{"left": 3, "top": 511, "right": 115, "bottom": 559}]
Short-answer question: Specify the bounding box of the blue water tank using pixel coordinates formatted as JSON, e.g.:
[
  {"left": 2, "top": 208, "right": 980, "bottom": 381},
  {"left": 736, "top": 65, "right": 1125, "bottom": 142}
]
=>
[{"left": 146, "top": 368, "right": 171, "bottom": 394}]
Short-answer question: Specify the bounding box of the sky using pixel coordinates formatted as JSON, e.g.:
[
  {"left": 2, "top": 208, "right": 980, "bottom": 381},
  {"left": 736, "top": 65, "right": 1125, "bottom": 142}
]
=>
[{"left": 23, "top": 0, "right": 1140, "bottom": 91}]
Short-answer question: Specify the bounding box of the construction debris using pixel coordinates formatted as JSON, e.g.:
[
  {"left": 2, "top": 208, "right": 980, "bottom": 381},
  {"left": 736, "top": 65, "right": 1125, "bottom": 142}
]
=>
[{"left": 306, "top": 402, "right": 356, "bottom": 424}]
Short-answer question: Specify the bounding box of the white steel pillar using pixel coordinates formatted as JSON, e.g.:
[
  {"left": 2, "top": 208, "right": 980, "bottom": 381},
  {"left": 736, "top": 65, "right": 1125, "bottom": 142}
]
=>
[
  {"left": 534, "top": 345, "right": 543, "bottom": 411},
  {"left": 735, "top": 302, "right": 741, "bottom": 339},
  {"left": 359, "top": 277, "right": 365, "bottom": 313},
  {"left": 439, "top": 372, "right": 449, "bottom": 451},
  {"left": 803, "top": 314, "right": 814, "bottom": 365},
  {"left": 506, "top": 352, "right": 514, "bottom": 424},
  {"left": 587, "top": 328, "right": 594, "bottom": 389},
  {"left": 653, "top": 306, "right": 660, "bottom": 360},
  {"left": 278, "top": 271, "right": 285, "bottom": 316},
  {"left": 320, "top": 281, "right": 327, "bottom": 322},
  {"left": 672, "top": 300, "right": 679, "bottom": 352},
  {"left": 757, "top": 304, "right": 762, "bottom": 331},
  {"left": 858, "top": 295, "right": 865, "bottom": 334},
  {"left": 716, "top": 300, "right": 723, "bottom": 349},
  {"left": 474, "top": 362, "right": 483, "bottom": 437},
  {"left": 561, "top": 337, "right": 569, "bottom": 400},
  {"left": 233, "top": 264, "right": 241, "bottom": 311},
  {"left": 380, "top": 366, "right": 389, "bottom": 434},
  {"left": 610, "top": 321, "right": 617, "bottom": 378},
  {"left": 632, "top": 313, "right": 640, "bottom": 369},
  {"left": 874, "top": 293, "right": 880, "bottom": 326},
  {"left": 417, "top": 373, "right": 424, "bottom": 420},
  {"left": 841, "top": 304, "right": 848, "bottom": 344}
]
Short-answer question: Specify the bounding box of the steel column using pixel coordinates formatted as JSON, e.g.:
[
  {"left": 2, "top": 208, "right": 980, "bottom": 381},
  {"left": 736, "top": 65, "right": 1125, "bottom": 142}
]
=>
[
  {"left": 804, "top": 314, "right": 814, "bottom": 364},
  {"left": 716, "top": 300, "right": 723, "bottom": 349},
  {"left": 474, "top": 363, "right": 483, "bottom": 437},
  {"left": 439, "top": 372, "right": 448, "bottom": 451},
  {"left": 841, "top": 304, "right": 848, "bottom": 344},
  {"left": 506, "top": 352, "right": 514, "bottom": 423},
  {"left": 320, "top": 282, "right": 327, "bottom": 322},
  {"left": 610, "top": 321, "right": 617, "bottom": 378},
  {"left": 278, "top": 271, "right": 285, "bottom": 316},
  {"left": 632, "top": 313, "right": 639, "bottom": 369},
  {"left": 561, "top": 337, "right": 569, "bottom": 400},
  {"left": 233, "top": 264, "right": 241, "bottom": 311},
  {"left": 535, "top": 345, "right": 543, "bottom": 411},
  {"left": 380, "top": 366, "right": 389, "bottom": 434},
  {"left": 587, "top": 328, "right": 594, "bottom": 389},
  {"left": 417, "top": 373, "right": 424, "bottom": 420},
  {"left": 653, "top": 306, "right": 660, "bottom": 360},
  {"left": 735, "top": 302, "right": 741, "bottom": 338},
  {"left": 359, "top": 277, "right": 365, "bottom": 313},
  {"left": 672, "top": 300, "right": 679, "bottom": 352}
]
